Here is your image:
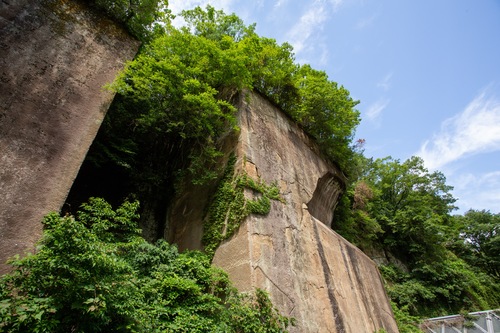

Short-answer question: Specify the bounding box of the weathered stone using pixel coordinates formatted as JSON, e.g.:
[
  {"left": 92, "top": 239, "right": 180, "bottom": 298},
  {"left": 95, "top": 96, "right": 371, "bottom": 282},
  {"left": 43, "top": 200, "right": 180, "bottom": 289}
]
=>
[
  {"left": 212, "top": 92, "right": 399, "bottom": 332},
  {"left": 164, "top": 130, "right": 239, "bottom": 251},
  {"left": 0, "top": 0, "right": 139, "bottom": 273}
]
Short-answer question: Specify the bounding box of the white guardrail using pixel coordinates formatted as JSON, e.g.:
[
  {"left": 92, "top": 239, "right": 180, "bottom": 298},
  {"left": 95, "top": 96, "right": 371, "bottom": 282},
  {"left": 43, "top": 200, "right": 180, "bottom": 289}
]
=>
[{"left": 421, "top": 310, "right": 500, "bottom": 333}]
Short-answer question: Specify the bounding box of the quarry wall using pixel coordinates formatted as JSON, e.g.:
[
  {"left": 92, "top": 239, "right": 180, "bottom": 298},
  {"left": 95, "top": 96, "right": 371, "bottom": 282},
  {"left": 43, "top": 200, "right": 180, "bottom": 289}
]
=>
[
  {"left": 213, "top": 92, "right": 398, "bottom": 332},
  {"left": 0, "top": 0, "right": 139, "bottom": 273},
  {"left": 170, "top": 91, "right": 400, "bottom": 332}
]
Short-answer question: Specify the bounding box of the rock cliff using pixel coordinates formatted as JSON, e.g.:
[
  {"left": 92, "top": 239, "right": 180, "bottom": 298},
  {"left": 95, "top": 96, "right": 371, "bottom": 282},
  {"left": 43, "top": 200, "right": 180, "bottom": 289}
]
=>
[
  {"left": 0, "top": 0, "right": 139, "bottom": 273},
  {"left": 0, "top": 2, "right": 399, "bottom": 330},
  {"left": 169, "top": 91, "right": 399, "bottom": 332}
]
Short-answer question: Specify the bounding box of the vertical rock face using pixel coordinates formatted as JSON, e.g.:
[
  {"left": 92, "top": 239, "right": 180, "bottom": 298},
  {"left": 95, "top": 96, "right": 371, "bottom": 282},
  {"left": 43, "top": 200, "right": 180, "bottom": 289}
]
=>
[
  {"left": 212, "top": 92, "right": 399, "bottom": 332},
  {"left": 0, "top": 0, "right": 139, "bottom": 273}
]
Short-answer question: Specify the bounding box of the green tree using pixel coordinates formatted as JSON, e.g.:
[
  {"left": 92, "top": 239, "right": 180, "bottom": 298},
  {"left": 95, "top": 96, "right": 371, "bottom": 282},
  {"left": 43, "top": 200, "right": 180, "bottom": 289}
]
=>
[
  {"left": 108, "top": 26, "right": 248, "bottom": 191},
  {"left": 90, "top": 5, "right": 360, "bottom": 234},
  {"left": 180, "top": 5, "right": 255, "bottom": 41},
  {"left": 0, "top": 199, "right": 144, "bottom": 332},
  {"left": 180, "top": 5, "right": 299, "bottom": 108},
  {"left": 334, "top": 156, "right": 456, "bottom": 260},
  {"left": 0, "top": 198, "right": 293, "bottom": 332},
  {"left": 363, "top": 156, "right": 456, "bottom": 261},
  {"left": 452, "top": 210, "right": 500, "bottom": 278},
  {"left": 105, "top": 5, "right": 361, "bottom": 184},
  {"left": 291, "top": 64, "right": 360, "bottom": 172},
  {"left": 333, "top": 156, "right": 500, "bottom": 320},
  {"left": 90, "top": 0, "right": 170, "bottom": 40}
]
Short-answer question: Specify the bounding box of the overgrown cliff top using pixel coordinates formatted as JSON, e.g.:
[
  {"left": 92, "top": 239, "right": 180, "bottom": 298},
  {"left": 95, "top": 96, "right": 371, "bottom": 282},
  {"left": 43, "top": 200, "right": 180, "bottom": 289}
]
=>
[{"left": 104, "top": 4, "right": 360, "bottom": 186}]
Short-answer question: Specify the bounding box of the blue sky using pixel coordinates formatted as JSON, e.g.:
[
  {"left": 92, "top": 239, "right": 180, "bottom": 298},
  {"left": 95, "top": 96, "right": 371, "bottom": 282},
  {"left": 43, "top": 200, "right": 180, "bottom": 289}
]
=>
[{"left": 169, "top": 0, "right": 500, "bottom": 214}]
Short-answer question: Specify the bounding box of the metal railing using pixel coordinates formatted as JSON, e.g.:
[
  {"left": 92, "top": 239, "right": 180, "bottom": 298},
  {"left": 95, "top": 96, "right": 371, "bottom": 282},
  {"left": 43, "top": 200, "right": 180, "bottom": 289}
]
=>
[{"left": 421, "top": 310, "right": 500, "bottom": 333}]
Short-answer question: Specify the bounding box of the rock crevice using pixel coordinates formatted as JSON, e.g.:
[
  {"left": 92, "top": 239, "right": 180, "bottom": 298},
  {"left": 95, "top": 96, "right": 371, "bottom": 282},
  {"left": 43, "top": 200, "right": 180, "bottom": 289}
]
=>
[{"left": 308, "top": 172, "right": 345, "bottom": 227}]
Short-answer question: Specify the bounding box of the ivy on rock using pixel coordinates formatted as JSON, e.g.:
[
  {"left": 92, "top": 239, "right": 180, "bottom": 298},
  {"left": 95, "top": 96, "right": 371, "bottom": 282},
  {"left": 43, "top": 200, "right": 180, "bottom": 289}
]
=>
[{"left": 203, "top": 155, "right": 283, "bottom": 257}]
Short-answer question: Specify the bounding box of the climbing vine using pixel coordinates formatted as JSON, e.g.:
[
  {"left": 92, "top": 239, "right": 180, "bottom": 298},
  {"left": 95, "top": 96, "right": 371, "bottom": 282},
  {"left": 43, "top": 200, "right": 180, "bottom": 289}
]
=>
[{"left": 203, "top": 155, "right": 283, "bottom": 256}]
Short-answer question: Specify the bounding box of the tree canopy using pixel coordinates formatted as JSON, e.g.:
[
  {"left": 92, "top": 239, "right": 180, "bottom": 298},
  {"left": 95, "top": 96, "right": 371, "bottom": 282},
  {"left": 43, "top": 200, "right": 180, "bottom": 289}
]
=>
[
  {"left": 451, "top": 209, "right": 500, "bottom": 278},
  {"left": 81, "top": 5, "right": 361, "bottom": 236},
  {"left": 106, "top": 5, "right": 360, "bottom": 185}
]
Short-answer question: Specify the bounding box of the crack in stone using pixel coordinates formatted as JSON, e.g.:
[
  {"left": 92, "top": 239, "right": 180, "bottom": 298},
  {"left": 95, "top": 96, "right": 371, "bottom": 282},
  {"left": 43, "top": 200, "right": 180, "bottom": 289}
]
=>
[
  {"left": 312, "top": 219, "right": 347, "bottom": 333},
  {"left": 253, "top": 264, "right": 295, "bottom": 306}
]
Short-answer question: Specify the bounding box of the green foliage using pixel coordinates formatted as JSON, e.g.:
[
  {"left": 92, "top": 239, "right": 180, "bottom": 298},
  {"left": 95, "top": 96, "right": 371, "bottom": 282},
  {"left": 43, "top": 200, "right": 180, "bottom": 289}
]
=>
[
  {"left": 226, "top": 289, "right": 295, "bottom": 333},
  {"left": 451, "top": 209, "right": 500, "bottom": 278},
  {"left": 203, "top": 156, "right": 283, "bottom": 256},
  {"left": 380, "top": 259, "right": 500, "bottom": 318},
  {"left": 101, "top": 4, "right": 360, "bottom": 199},
  {"left": 460, "top": 311, "right": 477, "bottom": 328},
  {"left": 180, "top": 5, "right": 256, "bottom": 41},
  {"left": 409, "top": 257, "right": 499, "bottom": 313},
  {"left": 0, "top": 198, "right": 292, "bottom": 332},
  {"left": 390, "top": 301, "right": 423, "bottom": 333},
  {"left": 112, "top": 29, "right": 240, "bottom": 140},
  {"left": 202, "top": 157, "right": 247, "bottom": 257},
  {"left": 334, "top": 155, "right": 500, "bottom": 320},
  {"left": 108, "top": 22, "right": 245, "bottom": 189},
  {"left": 338, "top": 156, "right": 456, "bottom": 262},
  {"left": 89, "top": 0, "right": 170, "bottom": 40},
  {"left": 333, "top": 179, "right": 383, "bottom": 248},
  {"left": 335, "top": 156, "right": 456, "bottom": 257},
  {"left": 0, "top": 198, "right": 144, "bottom": 332},
  {"left": 291, "top": 64, "right": 360, "bottom": 171}
]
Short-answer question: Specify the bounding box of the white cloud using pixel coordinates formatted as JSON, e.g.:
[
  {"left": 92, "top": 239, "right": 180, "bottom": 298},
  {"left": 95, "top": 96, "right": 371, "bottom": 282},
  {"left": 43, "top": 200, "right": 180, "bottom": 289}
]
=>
[
  {"left": 365, "top": 98, "right": 389, "bottom": 122},
  {"left": 327, "top": 0, "right": 344, "bottom": 12},
  {"left": 356, "top": 13, "right": 377, "bottom": 30},
  {"left": 377, "top": 72, "right": 393, "bottom": 91},
  {"left": 450, "top": 171, "right": 500, "bottom": 213},
  {"left": 318, "top": 44, "right": 330, "bottom": 66},
  {"left": 285, "top": 0, "right": 342, "bottom": 55},
  {"left": 418, "top": 88, "right": 500, "bottom": 170},
  {"left": 274, "top": 0, "right": 290, "bottom": 8},
  {"left": 286, "top": 4, "right": 327, "bottom": 54}
]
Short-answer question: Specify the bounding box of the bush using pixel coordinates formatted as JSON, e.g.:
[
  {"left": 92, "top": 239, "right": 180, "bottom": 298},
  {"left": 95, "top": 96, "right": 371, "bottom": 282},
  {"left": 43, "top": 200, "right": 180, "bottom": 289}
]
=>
[{"left": 0, "top": 198, "right": 292, "bottom": 332}]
